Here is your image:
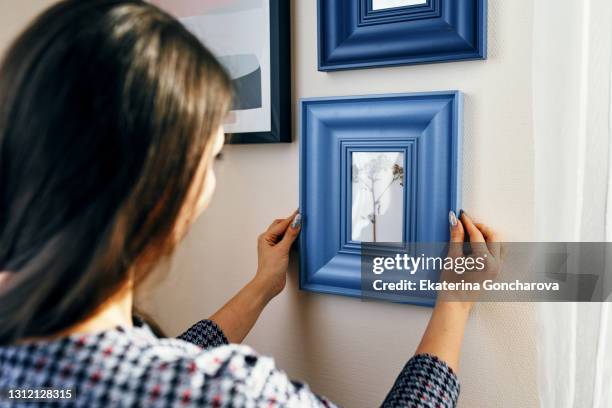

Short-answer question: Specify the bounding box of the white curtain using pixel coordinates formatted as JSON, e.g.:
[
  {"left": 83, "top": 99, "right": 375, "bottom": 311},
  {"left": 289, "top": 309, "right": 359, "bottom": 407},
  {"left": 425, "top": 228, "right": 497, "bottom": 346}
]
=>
[{"left": 533, "top": 0, "right": 612, "bottom": 407}]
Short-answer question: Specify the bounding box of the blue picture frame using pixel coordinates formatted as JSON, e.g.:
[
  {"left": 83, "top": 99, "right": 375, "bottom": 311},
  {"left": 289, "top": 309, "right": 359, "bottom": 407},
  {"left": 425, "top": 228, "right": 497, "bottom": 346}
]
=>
[
  {"left": 317, "top": 0, "right": 487, "bottom": 71},
  {"left": 299, "top": 91, "right": 463, "bottom": 306}
]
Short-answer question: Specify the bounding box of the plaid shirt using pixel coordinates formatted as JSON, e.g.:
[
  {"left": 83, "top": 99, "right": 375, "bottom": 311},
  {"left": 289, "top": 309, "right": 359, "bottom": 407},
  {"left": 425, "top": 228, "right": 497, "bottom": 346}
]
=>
[{"left": 0, "top": 320, "right": 459, "bottom": 407}]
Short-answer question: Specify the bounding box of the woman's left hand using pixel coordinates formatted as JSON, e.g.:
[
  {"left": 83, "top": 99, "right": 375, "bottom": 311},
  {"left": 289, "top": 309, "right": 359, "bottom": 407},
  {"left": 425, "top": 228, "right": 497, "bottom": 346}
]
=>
[
  {"left": 255, "top": 211, "right": 302, "bottom": 301},
  {"left": 209, "top": 211, "right": 301, "bottom": 342}
]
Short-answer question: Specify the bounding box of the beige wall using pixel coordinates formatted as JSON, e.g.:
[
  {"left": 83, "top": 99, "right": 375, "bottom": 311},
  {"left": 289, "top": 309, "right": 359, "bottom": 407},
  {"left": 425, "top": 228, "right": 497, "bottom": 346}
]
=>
[
  {"left": 142, "top": 1, "right": 539, "bottom": 407},
  {"left": 0, "top": 1, "right": 539, "bottom": 407},
  {"left": 0, "top": 1, "right": 55, "bottom": 57}
]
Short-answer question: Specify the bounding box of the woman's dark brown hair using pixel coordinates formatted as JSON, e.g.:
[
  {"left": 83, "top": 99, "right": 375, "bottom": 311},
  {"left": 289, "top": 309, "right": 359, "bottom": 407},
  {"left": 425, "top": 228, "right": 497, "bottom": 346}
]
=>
[{"left": 0, "top": 0, "right": 232, "bottom": 344}]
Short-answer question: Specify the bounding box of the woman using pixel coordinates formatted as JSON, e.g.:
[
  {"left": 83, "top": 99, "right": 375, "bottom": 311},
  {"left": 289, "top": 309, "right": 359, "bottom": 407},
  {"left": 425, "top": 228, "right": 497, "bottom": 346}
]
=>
[{"left": 0, "top": 1, "right": 499, "bottom": 407}]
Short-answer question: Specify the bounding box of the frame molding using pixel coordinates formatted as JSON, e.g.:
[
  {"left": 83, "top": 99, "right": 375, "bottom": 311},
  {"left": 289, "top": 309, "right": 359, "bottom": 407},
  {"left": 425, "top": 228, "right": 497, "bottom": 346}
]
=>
[
  {"left": 299, "top": 91, "right": 463, "bottom": 305},
  {"left": 317, "top": 0, "right": 487, "bottom": 71}
]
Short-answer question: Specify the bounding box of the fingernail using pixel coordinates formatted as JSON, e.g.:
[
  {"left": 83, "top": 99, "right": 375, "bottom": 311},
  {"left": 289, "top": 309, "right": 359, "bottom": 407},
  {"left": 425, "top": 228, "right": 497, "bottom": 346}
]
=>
[
  {"left": 449, "top": 210, "right": 458, "bottom": 227},
  {"left": 291, "top": 213, "right": 302, "bottom": 229}
]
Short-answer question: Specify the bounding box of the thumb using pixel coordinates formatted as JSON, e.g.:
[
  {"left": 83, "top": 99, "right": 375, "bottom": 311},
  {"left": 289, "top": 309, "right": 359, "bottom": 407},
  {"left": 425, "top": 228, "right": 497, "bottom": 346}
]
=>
[
  {"left": 448, "top": 210, "right": 464, "bottom": 257},
  {"left": 278, "top": 213, "right": 302, "bottom": 251}
]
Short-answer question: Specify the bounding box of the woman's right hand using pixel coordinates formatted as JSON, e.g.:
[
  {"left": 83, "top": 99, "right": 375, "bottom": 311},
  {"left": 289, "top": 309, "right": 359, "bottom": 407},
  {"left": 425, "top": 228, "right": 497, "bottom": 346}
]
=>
[
  {"left": 415, "top": 211, "right": 501, "bottom": 373},
  {"left": 441, "top": 210, "right": 502, "bottom": 309}
]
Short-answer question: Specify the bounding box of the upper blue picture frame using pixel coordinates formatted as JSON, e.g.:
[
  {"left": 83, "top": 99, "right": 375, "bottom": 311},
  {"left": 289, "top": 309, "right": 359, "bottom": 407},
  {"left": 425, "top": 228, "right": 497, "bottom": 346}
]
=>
[
  {"left": 317, "top": 0, "right": 487, "bottom": 71},
  {"left": 299, "top": 91, "right": 463, "bottom": 306}
]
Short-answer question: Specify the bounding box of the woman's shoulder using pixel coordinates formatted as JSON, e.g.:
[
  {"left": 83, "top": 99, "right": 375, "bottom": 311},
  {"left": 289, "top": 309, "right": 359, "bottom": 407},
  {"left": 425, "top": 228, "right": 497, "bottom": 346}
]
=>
[
  {"left": 137, "top": 329, "right": 331, "bottom": 407},
  {"left": 146, "top": 336, "right": 267, "bottom": 378},
  {"left": 0, "top": 325, "right": 332, "bottom": 406},
  {"left": 92, "top": 324, "right": 270, "bottom": 381}
]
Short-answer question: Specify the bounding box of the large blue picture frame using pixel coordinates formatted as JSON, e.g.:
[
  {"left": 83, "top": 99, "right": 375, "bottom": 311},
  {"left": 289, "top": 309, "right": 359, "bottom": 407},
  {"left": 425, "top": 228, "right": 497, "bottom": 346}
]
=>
[
  {"left": 299, "top": 91, "right": 463, "bottom": 306},
  {"left": 317, "top": 0, "right": 487, "bottom": 71}
]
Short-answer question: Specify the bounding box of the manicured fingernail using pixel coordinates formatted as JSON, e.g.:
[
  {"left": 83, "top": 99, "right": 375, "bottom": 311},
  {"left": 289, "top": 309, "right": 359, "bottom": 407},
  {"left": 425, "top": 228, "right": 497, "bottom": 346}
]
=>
[
  {"left": 449, "top": 210, "right": 458, "bottom": 227},
  {"left": 291, "top": 213, "right": 302, "bottom": 229}
]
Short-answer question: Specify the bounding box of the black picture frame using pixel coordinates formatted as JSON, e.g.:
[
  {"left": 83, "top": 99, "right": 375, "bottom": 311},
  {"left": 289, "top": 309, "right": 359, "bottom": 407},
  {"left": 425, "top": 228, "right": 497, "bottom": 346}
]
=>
[{"left": 227, "top": 0, "right": 291, "bottom": 144}]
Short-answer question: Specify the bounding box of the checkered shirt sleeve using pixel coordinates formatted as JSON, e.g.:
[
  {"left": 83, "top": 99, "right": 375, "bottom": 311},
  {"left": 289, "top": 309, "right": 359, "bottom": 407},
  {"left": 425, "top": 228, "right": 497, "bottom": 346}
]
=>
[
  {"left": 382, "top": 353, "right": 460, "bottom": 407},
  {"left": 176, "top": 320, "right": 228, "bottom": 349}
]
